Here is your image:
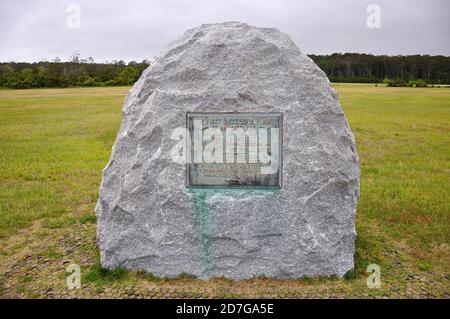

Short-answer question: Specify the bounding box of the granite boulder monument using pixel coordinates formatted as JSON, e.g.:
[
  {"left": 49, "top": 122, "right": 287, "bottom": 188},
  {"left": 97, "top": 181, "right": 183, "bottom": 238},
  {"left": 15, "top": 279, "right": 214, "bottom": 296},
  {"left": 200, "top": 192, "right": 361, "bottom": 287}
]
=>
[{"left": 95, "top": 22, "right": 360, "bottom": 279}]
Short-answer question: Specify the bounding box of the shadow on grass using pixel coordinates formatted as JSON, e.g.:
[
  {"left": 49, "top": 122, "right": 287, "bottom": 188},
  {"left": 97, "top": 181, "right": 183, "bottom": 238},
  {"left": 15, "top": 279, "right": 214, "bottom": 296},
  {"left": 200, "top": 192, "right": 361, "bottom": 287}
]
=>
[
  {"left": 80, "top": 213, "right": 96, "bottom": 224},
  {"left": 83, "top": 263, "right": 127, "bottom": 286}
]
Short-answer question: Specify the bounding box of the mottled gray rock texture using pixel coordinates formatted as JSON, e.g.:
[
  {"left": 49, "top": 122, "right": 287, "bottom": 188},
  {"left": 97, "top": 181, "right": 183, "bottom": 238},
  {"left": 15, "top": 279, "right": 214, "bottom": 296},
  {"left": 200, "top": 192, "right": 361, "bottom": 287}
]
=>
[{"left": 96, "top": 22, "right": 360, "bottom": 279}]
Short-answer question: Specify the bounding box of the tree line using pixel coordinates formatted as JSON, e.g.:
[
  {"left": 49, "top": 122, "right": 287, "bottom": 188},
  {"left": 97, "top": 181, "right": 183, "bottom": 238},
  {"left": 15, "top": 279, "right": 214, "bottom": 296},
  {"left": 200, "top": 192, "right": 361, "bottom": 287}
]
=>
[
  {"left": 309, "top": 53, "right": 450, "bottom": 85},
  {"left": 0, "top": 53, "right": 449, "bottom": 89},
  {"left": 0, "top": 54, "right": 150, "bottom": 89}
]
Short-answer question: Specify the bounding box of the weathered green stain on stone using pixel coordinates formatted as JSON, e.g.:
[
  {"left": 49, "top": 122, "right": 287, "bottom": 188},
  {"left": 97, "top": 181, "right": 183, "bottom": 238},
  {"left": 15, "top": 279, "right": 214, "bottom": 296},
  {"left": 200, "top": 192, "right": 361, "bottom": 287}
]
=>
[
  {"left": 188, "top": 188, "right": 280, "bottom": 276},
  {"left": 189, "top": 188, "right": 214, "bottom": 275}
]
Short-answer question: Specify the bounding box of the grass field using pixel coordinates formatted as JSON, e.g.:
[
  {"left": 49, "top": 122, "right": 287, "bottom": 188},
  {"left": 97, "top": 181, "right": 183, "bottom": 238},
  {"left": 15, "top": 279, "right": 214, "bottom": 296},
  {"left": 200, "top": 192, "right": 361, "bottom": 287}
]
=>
[{"left": 0, "top": 84, "right": 448, "bottom": 298}]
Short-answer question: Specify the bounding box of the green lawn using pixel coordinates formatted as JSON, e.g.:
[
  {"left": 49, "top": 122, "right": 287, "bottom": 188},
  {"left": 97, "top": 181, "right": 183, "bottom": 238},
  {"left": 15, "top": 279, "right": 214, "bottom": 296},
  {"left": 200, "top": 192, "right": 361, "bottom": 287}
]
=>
[
  {"left": 0, "top": 84, "right": 448, "bottom": 298},
  {"left": 0, "top": 87, "right": 126, "bottom": 238}
]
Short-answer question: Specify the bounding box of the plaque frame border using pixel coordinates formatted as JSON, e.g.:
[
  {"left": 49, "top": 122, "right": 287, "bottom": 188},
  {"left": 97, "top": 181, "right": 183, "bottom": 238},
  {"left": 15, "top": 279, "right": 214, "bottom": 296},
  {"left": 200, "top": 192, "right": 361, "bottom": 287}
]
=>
[{"left": 185, "top": 111, "right": 283, "bottom": 189}]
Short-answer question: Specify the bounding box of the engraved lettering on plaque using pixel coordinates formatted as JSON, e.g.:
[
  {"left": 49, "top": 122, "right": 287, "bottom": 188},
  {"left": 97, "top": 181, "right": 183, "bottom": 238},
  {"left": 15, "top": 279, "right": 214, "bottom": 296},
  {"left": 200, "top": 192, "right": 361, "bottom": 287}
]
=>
[{"left": 186, "top": 112, "right": 282, "bottom": 188}]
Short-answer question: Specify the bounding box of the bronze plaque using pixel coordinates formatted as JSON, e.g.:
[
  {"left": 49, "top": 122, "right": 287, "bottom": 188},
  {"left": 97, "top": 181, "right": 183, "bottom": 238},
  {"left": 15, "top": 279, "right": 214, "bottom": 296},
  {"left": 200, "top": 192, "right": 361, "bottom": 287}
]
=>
[{"left": 186, "top": 112, "right": 282, "bottom": 188}]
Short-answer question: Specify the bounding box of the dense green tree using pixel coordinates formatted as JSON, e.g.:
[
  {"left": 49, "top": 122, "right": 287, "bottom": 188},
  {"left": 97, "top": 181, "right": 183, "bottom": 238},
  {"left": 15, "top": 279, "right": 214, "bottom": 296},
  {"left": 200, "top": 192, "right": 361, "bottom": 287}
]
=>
[
  {"left": 309, "top": 53, "right": 450, "bottom": 84},
  {"left": 0, "top": 54, "right": 448, "bottom": 89},
  {"left": 118, "top": 65, "right": 139, "bottom": 85}
]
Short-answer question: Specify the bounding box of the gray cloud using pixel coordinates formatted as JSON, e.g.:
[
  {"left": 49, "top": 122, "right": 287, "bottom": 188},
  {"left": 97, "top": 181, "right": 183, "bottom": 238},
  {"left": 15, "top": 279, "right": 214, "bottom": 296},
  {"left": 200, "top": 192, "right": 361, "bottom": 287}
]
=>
[{"left": 0, "top": 0, "right": 449, "bottom": 62}]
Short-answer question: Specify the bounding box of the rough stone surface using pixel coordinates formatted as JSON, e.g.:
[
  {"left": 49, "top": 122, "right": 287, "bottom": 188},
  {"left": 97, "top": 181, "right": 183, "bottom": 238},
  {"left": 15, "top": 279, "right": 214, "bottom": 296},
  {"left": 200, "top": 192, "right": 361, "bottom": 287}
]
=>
[{"left": 95, "top": 22, "right": 360, "bottom": 279}]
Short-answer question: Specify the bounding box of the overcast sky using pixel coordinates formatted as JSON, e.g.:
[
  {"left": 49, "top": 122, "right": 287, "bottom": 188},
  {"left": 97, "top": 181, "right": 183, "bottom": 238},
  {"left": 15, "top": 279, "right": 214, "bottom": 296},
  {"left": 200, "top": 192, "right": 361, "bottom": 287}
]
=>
[{"left": 1, "top": 0, "right": 449, "bottom": 62}]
